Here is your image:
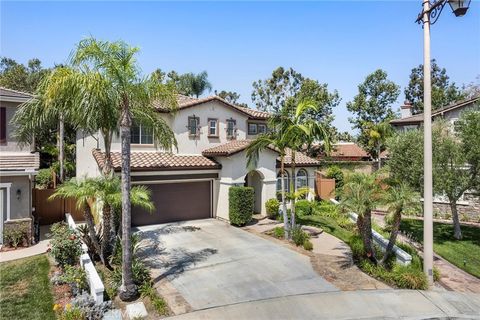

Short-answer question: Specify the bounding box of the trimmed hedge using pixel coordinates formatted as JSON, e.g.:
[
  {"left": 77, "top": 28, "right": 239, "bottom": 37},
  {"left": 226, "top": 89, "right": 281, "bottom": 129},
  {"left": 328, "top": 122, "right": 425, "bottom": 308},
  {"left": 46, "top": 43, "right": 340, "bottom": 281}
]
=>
[
  {"left": 265, "top": 198, "right": 280, "bottom": 218},
  {"left": 295, "top": 199, "right": 312, "bottom": 215},
  {"left": 229, "top": 186, "right": 254, "bottom": 226}
]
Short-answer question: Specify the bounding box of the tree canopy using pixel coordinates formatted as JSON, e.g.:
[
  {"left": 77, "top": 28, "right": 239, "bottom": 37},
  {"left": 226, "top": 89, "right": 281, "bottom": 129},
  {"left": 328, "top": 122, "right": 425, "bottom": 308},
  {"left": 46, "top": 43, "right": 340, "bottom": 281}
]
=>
[
  {"left": 404, "top": 59, "right": 465, "bottom": 114},
  {"left": 0, "top": 57, "right": 49, "bottom": 93}
]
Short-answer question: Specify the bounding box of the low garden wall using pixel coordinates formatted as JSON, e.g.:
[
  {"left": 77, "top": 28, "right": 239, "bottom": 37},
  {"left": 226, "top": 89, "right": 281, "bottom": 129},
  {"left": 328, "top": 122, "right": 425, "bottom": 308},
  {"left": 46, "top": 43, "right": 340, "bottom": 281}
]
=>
[
  {"left": 65, "top": 213, "right": 105, "bottom": 303},
  {"left": 329, "top": 199, "right": 412, "bottom": 266}
]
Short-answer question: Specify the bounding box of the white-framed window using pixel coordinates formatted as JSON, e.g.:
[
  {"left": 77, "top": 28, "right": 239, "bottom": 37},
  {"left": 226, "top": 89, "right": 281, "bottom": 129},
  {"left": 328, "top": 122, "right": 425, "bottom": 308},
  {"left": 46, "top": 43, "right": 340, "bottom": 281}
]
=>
[
  {"left": 188, "top": 116, "right": 200, "bottom": 136},
  {"left": 226, "top": 118, "right": 236, "bottom": 139},
  {"left": 131, "top": 123, "right": 154, "bottom": 144},
  {"left": 208, "top": 118, "right": 218, "bottom": 137},
  {"left": 258, "top": 123, "right": 267, "bottom": 134},
  {"left": 248, "top": 122, "right": 267, "bottom": 135},
  {"left": 296, "top": 169, "right": 308, "bottom": 189},
  {"left": 276, "top": 171, "right": 290, "bottom": 200}
]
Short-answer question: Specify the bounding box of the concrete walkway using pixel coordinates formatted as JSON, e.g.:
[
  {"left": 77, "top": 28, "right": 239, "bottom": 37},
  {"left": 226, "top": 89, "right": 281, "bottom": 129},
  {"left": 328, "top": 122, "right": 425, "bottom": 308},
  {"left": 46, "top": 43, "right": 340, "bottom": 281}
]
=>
[
  {"left": 0, "top": 225, "right": 51, "bottom": 263},
  {"left": 373, "top": 214, "right": 480, "bottom": 293},
  {"left": 167, "top": 290, "right": 480, "bottom": 319}
]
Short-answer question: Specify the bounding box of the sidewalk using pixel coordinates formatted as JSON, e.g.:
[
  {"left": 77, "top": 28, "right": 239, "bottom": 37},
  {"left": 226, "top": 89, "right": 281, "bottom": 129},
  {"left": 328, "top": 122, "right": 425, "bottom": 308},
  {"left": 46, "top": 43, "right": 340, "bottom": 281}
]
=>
[
  {"left": 167, "top": 290, "right": 480, "bottom": 319},
  {"left": 0, "top": 225, "right": 51, "bottom": 263}
]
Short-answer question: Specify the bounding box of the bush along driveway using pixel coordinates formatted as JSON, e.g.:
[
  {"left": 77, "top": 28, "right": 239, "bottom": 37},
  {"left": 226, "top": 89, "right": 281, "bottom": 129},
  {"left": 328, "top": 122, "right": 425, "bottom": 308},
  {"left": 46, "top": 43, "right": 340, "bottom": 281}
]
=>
[
  {"left": 135, "top": 219, "right": 337, "bottom": 313},
  {"left": 0, "top": 255, "right": 55, "bottom": 320}
]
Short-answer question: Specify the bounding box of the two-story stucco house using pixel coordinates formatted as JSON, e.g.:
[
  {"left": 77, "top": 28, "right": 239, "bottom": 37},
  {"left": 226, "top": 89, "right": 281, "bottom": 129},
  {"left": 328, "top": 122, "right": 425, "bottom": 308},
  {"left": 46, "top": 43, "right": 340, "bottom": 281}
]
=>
[
  {"left": 0, "top": 87, "right": 39, "bottom": 244},
  {"left": 76, "top": 95, "right": 319, "bottom": 226}
]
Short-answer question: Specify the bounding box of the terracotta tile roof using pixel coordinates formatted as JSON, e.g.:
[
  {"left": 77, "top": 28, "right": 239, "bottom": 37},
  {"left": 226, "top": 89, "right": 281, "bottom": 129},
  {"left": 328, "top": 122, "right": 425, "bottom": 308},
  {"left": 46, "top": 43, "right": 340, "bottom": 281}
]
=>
[
  {"left": 330, "top": 143, "right": 369, "bottom": 159},
  {"left": 92, "top": 149, "right": 221, "bottom": 171},
  {"left": 0, "top": 87, "right": 33, "bottom": 102},
  {"left": 0, "top": 153, "right": 39, "bottom": 171},
  {"left": 390, "top": 95, "right": 480, "bottom": 125},
  {"left": 282, "top": 148, "right": 320, "bottom": 167},
  {"left": 156, "top": 95, "right": 270, "bottom": 120},
  {"left": 202, "top": 140, "right": 319, "bottom": 167}
]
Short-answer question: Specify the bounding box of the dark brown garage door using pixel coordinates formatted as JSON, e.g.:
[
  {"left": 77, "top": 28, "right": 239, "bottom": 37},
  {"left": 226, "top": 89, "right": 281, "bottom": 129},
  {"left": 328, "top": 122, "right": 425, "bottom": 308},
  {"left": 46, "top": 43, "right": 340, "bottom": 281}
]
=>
[{"left": 132, "top": 181, "right": 211, "bottom": 226}]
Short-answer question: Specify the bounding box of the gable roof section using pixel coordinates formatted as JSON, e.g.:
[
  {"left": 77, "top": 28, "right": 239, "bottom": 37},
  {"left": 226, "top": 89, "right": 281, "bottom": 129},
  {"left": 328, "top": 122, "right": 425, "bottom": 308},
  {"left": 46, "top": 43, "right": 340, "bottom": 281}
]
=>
[
  {"left": 390, "top": 95, "right": 480, "bottom": 125},
  {"left": 0, "top": 87, "right": 33, "bottom": 103},
  {"left": 92, "top": 149, "right": 221, "bottom": 171},
  {"left": 330, "top": 143, "right": 369, "bottom": 159},
  {"left": 0, "top": 153, "right": 39, "bottom": 171},
  {"left": 202, "top": 140, "right": 319, "bottom": 167},
  {"left": 156, "top": 95, "right": 270, "bottom": 120}
]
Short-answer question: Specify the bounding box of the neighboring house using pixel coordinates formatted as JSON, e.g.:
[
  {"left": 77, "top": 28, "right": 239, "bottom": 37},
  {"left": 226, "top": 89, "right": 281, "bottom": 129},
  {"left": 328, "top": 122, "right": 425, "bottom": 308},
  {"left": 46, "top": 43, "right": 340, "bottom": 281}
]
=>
[
  {"left": 317, "top": 142, "right": 381, "bottom": 174},
  {"left": 390, "top": 96, "right": 480, "bottom": 221},
  {"left": 76, "top": 95, "right": 319, "bottom": 226},
  {"left": 390, "top": 96, "right": 480, "bottom": 131},
  {"left": 0, "top": 87, "right": 39, "bottom": 244}
]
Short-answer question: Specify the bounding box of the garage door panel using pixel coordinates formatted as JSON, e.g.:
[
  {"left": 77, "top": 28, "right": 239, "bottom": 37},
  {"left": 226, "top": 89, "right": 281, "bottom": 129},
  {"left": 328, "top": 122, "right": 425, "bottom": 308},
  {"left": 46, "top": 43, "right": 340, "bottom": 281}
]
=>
[{"left": 132, "top": 181, "right": 211, "bottom": 226}]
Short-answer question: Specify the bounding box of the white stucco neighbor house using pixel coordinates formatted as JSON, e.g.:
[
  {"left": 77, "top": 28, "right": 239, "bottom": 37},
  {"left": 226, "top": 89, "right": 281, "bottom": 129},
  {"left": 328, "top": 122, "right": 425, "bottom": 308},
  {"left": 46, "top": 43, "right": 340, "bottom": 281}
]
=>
[
  {"left": 0, "top": 87, "right": 39, "bottom": 244},
  {"left": 76, "top": 95, "right": 320, "bottom": 226}
]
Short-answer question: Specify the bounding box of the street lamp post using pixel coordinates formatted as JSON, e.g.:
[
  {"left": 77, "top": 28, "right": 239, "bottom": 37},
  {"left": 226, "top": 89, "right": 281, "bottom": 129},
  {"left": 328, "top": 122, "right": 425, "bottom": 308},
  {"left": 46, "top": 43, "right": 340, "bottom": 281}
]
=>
[{"left": 415, "top": 0, "right": 471, "bottom": 287}]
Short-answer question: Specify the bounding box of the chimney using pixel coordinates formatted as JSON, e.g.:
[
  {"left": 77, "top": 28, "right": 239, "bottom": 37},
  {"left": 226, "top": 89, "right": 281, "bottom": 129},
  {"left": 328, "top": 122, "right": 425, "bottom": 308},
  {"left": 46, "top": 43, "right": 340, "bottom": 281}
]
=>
[{"left": 400, "top": 100, "right": 412, "bottom": 118}]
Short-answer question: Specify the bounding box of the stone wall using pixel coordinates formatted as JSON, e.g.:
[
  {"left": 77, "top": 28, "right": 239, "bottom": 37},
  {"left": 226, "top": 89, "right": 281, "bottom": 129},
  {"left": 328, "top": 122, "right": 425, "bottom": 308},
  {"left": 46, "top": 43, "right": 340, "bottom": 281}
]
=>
[
  {"left": 432, "top": 192, "right": 480, "bottom": 222},
  {"left": 3, "top": 218, "right": 33, "bottom": 246}
]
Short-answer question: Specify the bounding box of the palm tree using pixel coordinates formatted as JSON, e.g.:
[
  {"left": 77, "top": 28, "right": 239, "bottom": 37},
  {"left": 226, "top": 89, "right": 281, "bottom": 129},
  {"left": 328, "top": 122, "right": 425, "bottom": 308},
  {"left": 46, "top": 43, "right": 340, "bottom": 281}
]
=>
[
  {"left": 367, "top": 121, "right": 393, "bottom": 170},
  {"left": 182, "top": 71, "right": 212, "bottom": 98},
  {"left": 273, "top": 101, "right": 331, "bottom": 228},
  {"left": 93, "top": 176, "right": 155, "bottom": 266},
  {"left": 246, "top": 132, "right": 291, "bottom": 238},
  {"left": 340, "top": 172, "right": 384, "bottom": 263},
  {"left": 71, "top": 38, "right": 177, "bottom": 301},
  {"left": 381, "top": 182, "right": 419, "bottom": 264},
  {"left": 50, "top": 178, "right": 102, "bottom": 261}
]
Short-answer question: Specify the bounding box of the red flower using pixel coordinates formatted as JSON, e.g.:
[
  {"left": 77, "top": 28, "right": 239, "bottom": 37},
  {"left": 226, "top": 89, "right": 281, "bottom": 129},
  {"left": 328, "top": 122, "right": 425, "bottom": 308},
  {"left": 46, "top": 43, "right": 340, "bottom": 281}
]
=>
[{"left": 69, "top": 235, "right": 76, "bottom": 241}]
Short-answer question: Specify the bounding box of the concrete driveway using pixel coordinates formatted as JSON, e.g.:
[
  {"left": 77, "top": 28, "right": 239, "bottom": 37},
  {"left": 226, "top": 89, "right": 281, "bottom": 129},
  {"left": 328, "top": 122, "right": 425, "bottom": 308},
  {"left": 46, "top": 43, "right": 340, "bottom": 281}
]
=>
[{"left": 135, "top": 219, "right": 337, "bottom": 311}]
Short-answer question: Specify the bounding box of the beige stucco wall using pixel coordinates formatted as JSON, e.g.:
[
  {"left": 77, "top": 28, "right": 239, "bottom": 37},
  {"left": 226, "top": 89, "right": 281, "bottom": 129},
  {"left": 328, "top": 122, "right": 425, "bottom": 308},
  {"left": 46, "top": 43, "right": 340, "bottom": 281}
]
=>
[
  {"left": 0, "top": 175, "right": 32, "bottom": 220},
  {"left": 0, "top": 101, "right": 32, "bottom": 153}
]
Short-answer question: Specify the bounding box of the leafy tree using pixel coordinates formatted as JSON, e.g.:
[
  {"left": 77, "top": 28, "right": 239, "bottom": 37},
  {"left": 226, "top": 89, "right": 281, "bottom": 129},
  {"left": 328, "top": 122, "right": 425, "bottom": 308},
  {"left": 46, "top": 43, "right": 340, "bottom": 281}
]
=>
[
  {"left": 0, "top": 57, "right": 49, "bottom": 93},
  {"left": 340, "top": 173, "right": 383, "bottom": 263},
  {"left": 381, "top": 182, "right": 419, "bottom": 264},
  {"left": 347, "top": 69, "right": 399, "bottom": 159},
  {"left": 331, "top": 129, "right": 354, "bottom": 143},
  {"left": 71, "top": 37, "right": 177, "bottom": 300},
  {"left": 214, "top": 90, "right": 248, "bottom": 107},
  {"left": 461, "top": 75, "right": 480, "bottom": 99},
  {"left": 404, "top": 59, "right": 465, "bottom": 114},
  {"left": 366, "top": 121, "right": 393, "bottom": 169}
]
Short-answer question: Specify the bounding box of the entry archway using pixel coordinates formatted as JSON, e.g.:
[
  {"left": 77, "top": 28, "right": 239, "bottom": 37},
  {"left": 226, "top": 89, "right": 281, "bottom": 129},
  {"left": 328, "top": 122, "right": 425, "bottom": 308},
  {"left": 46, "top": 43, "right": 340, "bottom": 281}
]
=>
[{"left": 244, "top": 170, "right": 264, "bottom": 214}]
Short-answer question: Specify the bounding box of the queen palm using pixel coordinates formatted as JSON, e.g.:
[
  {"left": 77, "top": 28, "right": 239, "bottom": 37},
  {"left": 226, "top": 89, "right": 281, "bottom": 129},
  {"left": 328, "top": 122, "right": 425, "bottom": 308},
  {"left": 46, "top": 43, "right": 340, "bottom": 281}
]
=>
[
  {"left": 381, "top": 182, "right": 419, "bottom": 264},
  {"left": 273, "top": 101, "right": 331, "bottom": 228},
  {"left": 340, "top": 172, "right": 384, "bottom": 263},
  {"left": 71, "top": 38, "right": 177, "bottom": 300},
  {"left": 182, "top": 71, "right": 212, "bottom": 98},
  {"left": 367, "top": 121, "right": 393, "bottom": 170}
]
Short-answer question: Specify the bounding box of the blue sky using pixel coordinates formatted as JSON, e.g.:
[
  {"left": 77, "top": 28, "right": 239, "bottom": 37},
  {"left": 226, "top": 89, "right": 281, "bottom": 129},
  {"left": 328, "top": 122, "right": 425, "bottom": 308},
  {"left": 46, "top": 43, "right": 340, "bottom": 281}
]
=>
[{"left": 1, "top": 1, "right": 479, "bottom": 132}]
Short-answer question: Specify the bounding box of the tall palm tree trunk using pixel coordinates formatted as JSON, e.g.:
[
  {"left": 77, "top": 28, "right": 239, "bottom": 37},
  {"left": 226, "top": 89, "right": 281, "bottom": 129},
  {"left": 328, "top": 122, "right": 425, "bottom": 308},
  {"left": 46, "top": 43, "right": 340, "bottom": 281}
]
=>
[
  {"left": 450, "top": 200, "right": 463, "bottom": 240},
  {"left": 280, "top": 155, "right": 289, "bottom": 239},
  {"left": 58, "top": 113, "right": 65, "bottom": 183},
  {"left": 119, "top": 99, "right": 138, "bottom": 301},
  {"left": 102, "top": 130, "right": 113, "bottom": 176},
  {"left": 358, "top": 212, "right": 376, "bottom": 264},
  {"left": 101, "top": 202, "right": 113, "bottom": 268},
  {"left": 381, "top": 210, "right": 401, "bottom": 265},
  {"left": 290, "top": 150, "right": 296, "bottom": 229}
]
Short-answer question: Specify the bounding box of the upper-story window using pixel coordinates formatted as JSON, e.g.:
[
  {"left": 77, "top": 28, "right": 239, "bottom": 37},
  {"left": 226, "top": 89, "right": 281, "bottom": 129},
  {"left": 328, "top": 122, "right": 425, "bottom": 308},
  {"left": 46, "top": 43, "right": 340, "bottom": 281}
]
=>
[
  {"left": 226, "top": 118, "right": 236, "bottom": 139},
  {"left": 131, "top": 123, "right": 153, "bottom": 144},
  {"left": 248, "top": 122, "right": 267, "bottom": 135},
  {"left": 208, "top": 118, "right": 218, "bottom": 137},
  {"left": 0, "top": 107, "right": 6, "bottom": 145},
  {"left": 188, "top": 116, "right": 200, "bottom": 136}
]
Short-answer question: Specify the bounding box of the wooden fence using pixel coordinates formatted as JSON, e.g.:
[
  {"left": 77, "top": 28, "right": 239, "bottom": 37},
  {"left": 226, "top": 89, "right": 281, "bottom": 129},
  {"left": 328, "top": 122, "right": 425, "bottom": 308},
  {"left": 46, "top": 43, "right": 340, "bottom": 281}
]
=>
[
  {"left": 315, "top": 172, "right": 335, "bottom": 200},
  {"left": 33, "top": 189, "right": 83, "bottom": 225}
]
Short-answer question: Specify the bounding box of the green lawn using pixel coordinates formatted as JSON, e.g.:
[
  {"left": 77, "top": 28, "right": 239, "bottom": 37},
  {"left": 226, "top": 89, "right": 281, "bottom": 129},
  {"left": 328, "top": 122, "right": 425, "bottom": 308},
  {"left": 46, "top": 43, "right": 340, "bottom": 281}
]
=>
[
  {"left": 0, "top": 255, "right": 55, "bottom": 320},
  {"left": 400, "top": 219, "right": 480, "bottom": 278}
]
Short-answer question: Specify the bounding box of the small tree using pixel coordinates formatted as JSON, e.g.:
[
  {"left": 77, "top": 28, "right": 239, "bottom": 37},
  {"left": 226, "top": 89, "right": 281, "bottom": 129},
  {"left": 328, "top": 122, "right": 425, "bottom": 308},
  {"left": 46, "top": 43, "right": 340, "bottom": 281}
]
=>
[{"left": 229, "top": 187, "right": 254, "bottom": 226}]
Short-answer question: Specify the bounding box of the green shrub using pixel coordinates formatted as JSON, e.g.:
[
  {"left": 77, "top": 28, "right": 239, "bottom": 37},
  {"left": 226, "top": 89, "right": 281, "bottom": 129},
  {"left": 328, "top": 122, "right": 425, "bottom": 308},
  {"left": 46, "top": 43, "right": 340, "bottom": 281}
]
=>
[
  {"left": 272, "top": 226, "right": 285, "bottom": 239},
  {"left": 112, "top": 259, "right": 150, "bottom": 288},
  {"left": 35, "top": 168, "right": 53, "bottom": 189},
  {"left": 3, "top": 225, "right": 29, "bottom": 248},
  {"left": 295, "top": 200, "right": 312, "bottom": 216},
  {"left": 392, "top": 264, "right": 428, "bottom": 290},
  {"left": 139, "top": 282, "right": 169, "bottom": 316},
  {"left": 291, "top": 225, "right": 310, "bottom": 246},
  {"left": 303, "top": 240, "right": 313, "bottom": 251},
  {"left": 229, "top": 187, "right": 254, "bottom": 226},
  {"left": 49, "top": 222, "right": 83, "bottom": 268},
  {"left": 349, "top": 234, "right": 365, "bottom": 259},
  {"left": 265, "top": 198, "right": 280, "bottom": 218},
  {"left": 312, "top": 201, "right": 339, "bottom": 218},
  {"left": 59, "top": 265, "right": 88, "bottom": 292},
  {"left": 325, "top": 165, "right": 344, "bottom": 190}
]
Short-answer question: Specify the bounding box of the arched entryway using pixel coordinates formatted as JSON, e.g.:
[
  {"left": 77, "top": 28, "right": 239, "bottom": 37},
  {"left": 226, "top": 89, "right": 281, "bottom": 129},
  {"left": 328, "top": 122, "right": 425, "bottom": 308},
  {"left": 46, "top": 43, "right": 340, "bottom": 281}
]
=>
[{"left": 244, "top": 170, "right": 264, "bottom": 214}]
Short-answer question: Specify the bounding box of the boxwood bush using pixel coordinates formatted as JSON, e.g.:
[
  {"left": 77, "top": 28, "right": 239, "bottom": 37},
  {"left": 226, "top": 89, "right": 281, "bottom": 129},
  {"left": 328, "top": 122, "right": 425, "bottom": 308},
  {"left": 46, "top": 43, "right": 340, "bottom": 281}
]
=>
[
  {"left": 265, "top": 198, "right": 280, "bottom": 218},
  {"left": 229, "top": 186, "right": 254, "bottom": 226}
]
